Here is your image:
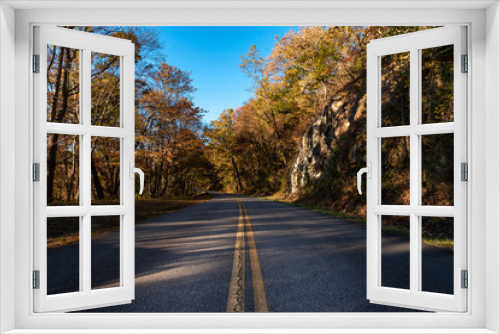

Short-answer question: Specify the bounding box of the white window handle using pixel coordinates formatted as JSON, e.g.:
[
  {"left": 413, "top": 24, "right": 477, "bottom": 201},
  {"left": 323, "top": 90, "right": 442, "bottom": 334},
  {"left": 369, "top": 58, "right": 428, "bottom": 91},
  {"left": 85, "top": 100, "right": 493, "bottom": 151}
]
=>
[
  {"left": 129, "top": 162, "right": 144, "bottom": 195},
  {"left": 357, "top": 162, "right": 372, "bottom": 195}
]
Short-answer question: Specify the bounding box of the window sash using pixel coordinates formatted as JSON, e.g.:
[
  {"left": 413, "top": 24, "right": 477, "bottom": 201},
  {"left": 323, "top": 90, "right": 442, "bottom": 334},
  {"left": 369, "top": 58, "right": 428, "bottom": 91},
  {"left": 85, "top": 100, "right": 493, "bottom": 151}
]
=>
[
  {"left": 366, "top": 26, "right": 468, "bottom": 312},
  {"left": 32, "top": 26, "right": 136, "bottom": 313}
]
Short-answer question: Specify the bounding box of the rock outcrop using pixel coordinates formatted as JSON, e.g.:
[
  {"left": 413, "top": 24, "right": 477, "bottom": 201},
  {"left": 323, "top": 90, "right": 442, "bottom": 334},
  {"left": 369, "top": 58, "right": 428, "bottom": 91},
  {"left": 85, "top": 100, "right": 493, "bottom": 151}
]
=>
[{"left": 288, "top": 93, "right": 366, "bottom": 194}]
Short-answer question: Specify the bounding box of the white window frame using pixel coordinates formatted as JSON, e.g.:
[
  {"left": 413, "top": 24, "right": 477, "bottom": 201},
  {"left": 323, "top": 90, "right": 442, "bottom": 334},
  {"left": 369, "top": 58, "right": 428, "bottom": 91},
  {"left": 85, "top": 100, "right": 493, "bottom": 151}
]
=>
[
  {"left": 33, "top": 26, "right": 136, "bottom": 313},
  {"left": 366, "top": 26, "right": 468, "bottom": 312},
  {"left": 1, "top": 1, "right": 499, "bottom": 333}
]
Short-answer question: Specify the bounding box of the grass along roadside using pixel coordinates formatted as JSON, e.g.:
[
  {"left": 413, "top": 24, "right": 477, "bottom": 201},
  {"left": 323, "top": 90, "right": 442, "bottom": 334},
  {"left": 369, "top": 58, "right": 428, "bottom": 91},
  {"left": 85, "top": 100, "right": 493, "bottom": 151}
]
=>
[
  {"left": 259, "top": 196, "right": 454, "bottom": 251},
  {"left": 47, "top": 194, "right": 213, "bottom": 249},
  {"left": 258, "top": 196, "right": 364, "bottom": 223}
]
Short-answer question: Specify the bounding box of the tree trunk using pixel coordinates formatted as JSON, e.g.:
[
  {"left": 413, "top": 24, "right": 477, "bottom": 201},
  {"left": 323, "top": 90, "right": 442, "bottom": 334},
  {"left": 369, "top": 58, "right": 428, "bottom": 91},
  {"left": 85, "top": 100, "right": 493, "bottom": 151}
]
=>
[
  {"left": 231, "top": 157, "right": 243, "bottom": 192},
  {"left": 91, "top": 155, "right": 105, "bottom": 200},
  {"left": 47, "top": 47, "right": 75, "bottom": 203},
  {"left": 66, "top": 136, "right": 78, "bottom": 201},
  {"left": 161, "top": 165, "right": 170, "bottom": 196},
  {"left": 46, "top": 47, "right": 66, "bottom": 203}
]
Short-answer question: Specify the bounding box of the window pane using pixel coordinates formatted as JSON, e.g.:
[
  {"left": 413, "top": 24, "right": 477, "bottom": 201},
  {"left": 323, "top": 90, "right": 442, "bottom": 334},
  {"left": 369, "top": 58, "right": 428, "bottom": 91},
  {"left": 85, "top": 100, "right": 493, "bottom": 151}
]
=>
[
  {"left": 47, "top": 45, "right": 80, "bottom": 124},
  {"left": 47, "top": 134, "right": 80, "bottom": 206},
  {"left": 422, "top": 134, "right": 454, "bottom": 206},
  {"left": 381, "top": 216, "right": 410, "bottom": 290},
  {"left": 421, "top": 45, "right": 454, "bottom": 124},
  {"left": 91, "top": 52, "right": 121, "bottom": 127},
  {"left": 382, "top": 137, "right": 410, "bottom": 205},
  {"left": 381, "top": 52, "right": 410, "bottom": 127},
  {"left": 421, "top": 217, "right": 454, "bottom": 294},
  {"left": 91, "top": 216, "right": 121, "bottom": 290},
  {"left": 91, "top": 137, "right": 121, "bottom": 205},
  {"left": 47, "top": 217, "right": 80, "bottom": 295}
]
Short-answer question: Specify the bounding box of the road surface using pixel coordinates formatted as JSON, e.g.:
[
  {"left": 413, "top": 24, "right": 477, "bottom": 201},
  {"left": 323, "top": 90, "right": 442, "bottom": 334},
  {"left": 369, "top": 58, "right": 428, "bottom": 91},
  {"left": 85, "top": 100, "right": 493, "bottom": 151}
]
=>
[{"left": 48, "top": 193, "right": 454, "bottom": 312}]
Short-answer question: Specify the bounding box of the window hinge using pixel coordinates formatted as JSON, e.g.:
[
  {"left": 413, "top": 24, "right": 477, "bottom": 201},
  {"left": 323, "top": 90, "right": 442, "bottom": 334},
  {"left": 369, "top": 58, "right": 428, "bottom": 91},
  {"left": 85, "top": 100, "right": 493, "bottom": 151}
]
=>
[
  {"left": 461, "top": 270, "right": 468, "bottom": 289},
  {"left": 33, "top": 270, "right": 40, "bottom": 289},
  {"left": 33, "top": 163, "right": 40, "bottom": 182},
  {"left": 461, "top": 54, "right": 468, "bottom": 73},
  {"left": 33, "top": 54, "right": 40, "bottom": 73},
  {"left": 461, "top": 162, "right": 468, "bottom": 181}
]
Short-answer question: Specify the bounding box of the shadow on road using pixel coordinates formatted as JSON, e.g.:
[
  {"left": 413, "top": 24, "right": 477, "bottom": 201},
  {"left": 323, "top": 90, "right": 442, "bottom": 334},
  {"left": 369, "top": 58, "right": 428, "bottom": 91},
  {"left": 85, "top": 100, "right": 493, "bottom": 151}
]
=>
[{"left": 46, "top": 193, "right": 454, "bottom": 312}]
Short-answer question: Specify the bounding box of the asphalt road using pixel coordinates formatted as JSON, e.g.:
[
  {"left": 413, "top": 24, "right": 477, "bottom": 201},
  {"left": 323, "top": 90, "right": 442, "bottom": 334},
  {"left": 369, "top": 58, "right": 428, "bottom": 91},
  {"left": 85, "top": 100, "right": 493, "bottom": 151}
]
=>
[{"left": 47, "top": 193, "right": 454, "bottom": 312}]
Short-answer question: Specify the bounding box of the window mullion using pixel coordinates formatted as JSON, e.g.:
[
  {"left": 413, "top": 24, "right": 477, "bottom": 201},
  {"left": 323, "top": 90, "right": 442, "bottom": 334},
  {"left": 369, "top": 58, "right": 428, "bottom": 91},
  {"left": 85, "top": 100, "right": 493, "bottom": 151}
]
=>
[
  {"left": 81, "top": 47, "right": 92, "bottom": 294},
  {"left": 78, "top": 48, "right": 85, "bottom": 292},
  {"left": 409, "top": 47, "right": 420, "bottom": 294}
]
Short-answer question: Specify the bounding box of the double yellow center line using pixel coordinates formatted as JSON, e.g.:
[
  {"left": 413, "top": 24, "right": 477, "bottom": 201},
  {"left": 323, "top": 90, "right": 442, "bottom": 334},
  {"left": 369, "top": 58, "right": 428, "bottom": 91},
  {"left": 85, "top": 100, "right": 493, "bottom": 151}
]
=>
[{"left": 226, "top": 199, "right": 269, "bottom": 312}]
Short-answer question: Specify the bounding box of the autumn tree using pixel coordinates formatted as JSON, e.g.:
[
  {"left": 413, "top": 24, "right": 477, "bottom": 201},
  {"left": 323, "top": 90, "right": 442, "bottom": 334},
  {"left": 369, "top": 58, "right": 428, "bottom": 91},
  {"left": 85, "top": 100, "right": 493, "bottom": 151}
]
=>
[
  {"left": 136, "top": 62, "right": 212, "bottom": 197},
  {"left": 205, "top": 109, "right": 244, "bottom": 192},
  {"left": 47, "top": 26, "right": 213, "bottom": 203},
  {"left": 208, "top": 26, "right": 446, "bottom": 204}
]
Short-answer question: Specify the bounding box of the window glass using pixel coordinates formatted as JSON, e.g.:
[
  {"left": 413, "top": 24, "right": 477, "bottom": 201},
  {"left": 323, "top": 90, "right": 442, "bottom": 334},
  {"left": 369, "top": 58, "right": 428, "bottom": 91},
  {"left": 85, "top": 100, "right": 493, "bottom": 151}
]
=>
[
  {"left": 381, "top": 52, "right": 410, "bottom": 127},
  {"left": 421, "top": 45, "right": 454, "bottom": 124},
  {"left": 382, "top": 137, "right": 410, "bottom": 205},
  {"left": 381, "top": 216, "right": 410, "bottom": 290},
  {"left": 91, "top": 216, "right": 121, "bottom": 290},
  {"left": 47, "top": 217, "right": 80, "bottom": 295},
  {"left": 47, "top": 45, "right": 80, "bottom": 124},
  {"left": 91, "top": 52, "right": 121, "bottom": 127}
]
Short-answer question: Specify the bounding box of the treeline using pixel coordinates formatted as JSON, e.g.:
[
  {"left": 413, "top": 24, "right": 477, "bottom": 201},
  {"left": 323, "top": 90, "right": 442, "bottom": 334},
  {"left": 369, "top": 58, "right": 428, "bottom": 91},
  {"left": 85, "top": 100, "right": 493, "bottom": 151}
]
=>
[
  {"left": 205, "top": 27, "right": 396, "bottom": 195},
  {"left": 206, "top": 26, "right": 453, "bottom": 217},
  {"left": 48, "top": 25, "right": 453, "bottom": 214},
  {"left": 47, "top": 26, "right": 212, "bottom": 203}
]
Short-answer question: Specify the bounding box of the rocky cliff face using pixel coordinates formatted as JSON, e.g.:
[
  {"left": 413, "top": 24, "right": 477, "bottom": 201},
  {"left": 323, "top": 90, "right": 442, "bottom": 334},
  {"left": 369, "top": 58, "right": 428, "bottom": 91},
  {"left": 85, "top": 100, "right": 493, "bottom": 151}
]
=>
[{"left": 288, "top": 93, "right": 366, "bottom": 195}]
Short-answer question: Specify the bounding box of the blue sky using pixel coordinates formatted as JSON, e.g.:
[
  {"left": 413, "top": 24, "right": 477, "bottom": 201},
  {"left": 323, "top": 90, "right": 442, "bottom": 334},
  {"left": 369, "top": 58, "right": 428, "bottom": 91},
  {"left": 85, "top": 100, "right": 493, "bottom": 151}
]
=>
[{"left": 158, "top": 26, "right": 298, "bottom": 124}]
